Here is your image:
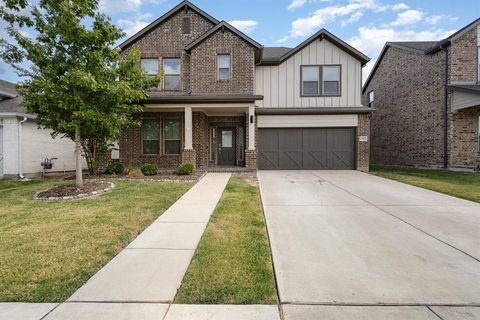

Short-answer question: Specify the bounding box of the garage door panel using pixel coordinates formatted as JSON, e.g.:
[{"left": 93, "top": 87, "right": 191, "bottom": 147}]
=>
[{"left": 258, "top": 128, "right": 355, "bottom": 170}]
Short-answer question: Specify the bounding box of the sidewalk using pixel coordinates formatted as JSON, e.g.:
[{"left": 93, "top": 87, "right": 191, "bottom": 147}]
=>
[{"left": 68, "top": 173, "right": 231, "bottom": 303}]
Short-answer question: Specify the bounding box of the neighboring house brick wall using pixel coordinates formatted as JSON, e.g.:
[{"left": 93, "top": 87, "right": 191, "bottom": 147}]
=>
[
  {"left": 448, "top": 27, "right": 478, "bottom": 83},
  {"left": 448, "top": 105, "right": 480, "bottom": 168},
  {"left": 121, "top": 9, "right": 215, "bottom": 93},
  {"left": 364, "top": 46, "right": 446, "bottom": 167},
  {"left": 190, "top": 29, "right": 255, "bottom": 94}
]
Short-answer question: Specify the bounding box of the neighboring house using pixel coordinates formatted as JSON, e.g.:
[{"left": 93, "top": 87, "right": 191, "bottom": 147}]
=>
[
  {"left": 117, "top": 0, "right": 371, "bottom": 171},
  {"left": 0, "top": 80, "right": 83, "bottom": 178},
  {"left": 363, "top": 18, "right": 480, "bottom": 170}
]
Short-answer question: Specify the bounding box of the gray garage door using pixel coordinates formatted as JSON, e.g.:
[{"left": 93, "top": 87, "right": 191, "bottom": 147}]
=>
[{"left": 258, "top": 128, "right": 355, "bottom": 170}]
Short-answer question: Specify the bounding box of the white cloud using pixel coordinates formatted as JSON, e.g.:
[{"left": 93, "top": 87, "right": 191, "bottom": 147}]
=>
[
  {"left": 117, "top": 18, "right": 149, "bottom": 37},
  {"left": 341, "top": 12, "right": 363, "bottom": 27},
  {"left": 288, "top": 0, "right": 307, "bottom": 10},
  {"left": 426, "top": 15, "right": 443, "bottom": 25},
  {"left": 99, "top": 0, "right": 164, "bottom": 15},
  {"left": 279, "top": 0, "right": 413, "bottom": 42},
  {"left": 391, "top": 3, "right": 409, "bottom": 11},
  {"left": 228, "top": 20, "right": 259, "bottom": 34},
  {"left": 390, "top": 9, "right": 423, "bottom": 26}
]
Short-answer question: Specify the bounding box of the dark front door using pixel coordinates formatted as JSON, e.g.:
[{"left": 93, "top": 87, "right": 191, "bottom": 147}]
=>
[
  {"left": 258, "top": 128, "right": 355, "bottom": 170},
  {"left": 218, "top": 128, "right": 235, "bottom": 166}
]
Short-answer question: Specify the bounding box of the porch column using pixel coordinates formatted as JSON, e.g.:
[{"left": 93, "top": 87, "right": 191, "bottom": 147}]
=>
[
  {"left": 245, "top": 105, "right": 257, "bottom": 170},
  {"left": 184, "top": 106, "right": 193, "bottom": 150},
  {"left": 248, "top": 105, "right": 255, "bottom": 150}
]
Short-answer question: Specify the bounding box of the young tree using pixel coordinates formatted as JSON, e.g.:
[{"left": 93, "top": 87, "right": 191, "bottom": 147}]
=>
[{"left": 1, "top": 0, "right": 159, "bottom": 187}]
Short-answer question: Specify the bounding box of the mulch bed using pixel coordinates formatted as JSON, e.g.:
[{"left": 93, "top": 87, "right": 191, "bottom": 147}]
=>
[{"left": 35, "top": 182, "right": 112, "bottom": 199}]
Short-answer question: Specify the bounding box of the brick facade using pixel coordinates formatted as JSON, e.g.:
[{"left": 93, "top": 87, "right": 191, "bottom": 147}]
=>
[
  {"left": 364, "top": 46, "right": 447, "bottom": 168},
  {"left": 448, "top": 27, "right": 478, "bottom": 83},
  {"left": 356, "top": 114, "right": 370, "bottom": 172},
  {"left": 190, "top": 29, "right": 255, "bottom": 94}
]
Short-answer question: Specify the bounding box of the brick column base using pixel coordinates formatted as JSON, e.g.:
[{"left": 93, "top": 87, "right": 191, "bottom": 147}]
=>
[
  {"left": 245, "top": 150, "right": 257, "bottom": 170},
  {"left": 357, "top": 114, "right": 370, "bottom": 172},
  {"left": 181, "top": 149, "right": 197, "bottom": 168}
]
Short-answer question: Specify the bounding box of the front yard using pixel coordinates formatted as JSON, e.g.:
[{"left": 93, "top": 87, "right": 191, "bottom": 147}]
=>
[
  {"left": 176, "top": 176, "right": 278, "bottom": 304},
  {"left": 0, "top": 179, "right": 191, "bottom": 302},
  {"left": 370, "top": 165, "right": 480, "bottom": 203}
]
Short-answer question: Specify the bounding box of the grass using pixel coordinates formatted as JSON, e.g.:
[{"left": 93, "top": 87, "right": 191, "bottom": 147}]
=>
[
  {"left": 0, "top": 178, "right": 191, "bottom": 302},
  {"left": 370, "top": 165, "right": 480, "bottom": 203},
  {"left": 175, "top": 177, "right": 278, "bottom": 305}
]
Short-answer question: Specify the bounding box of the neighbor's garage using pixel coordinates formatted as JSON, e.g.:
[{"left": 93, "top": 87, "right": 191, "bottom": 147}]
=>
[{"left": 257, "top": 114, "right": 357, "bottom": 170}]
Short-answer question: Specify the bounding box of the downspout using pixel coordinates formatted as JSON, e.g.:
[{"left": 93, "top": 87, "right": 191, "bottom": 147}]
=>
[
  {"left": 443, "top": 47, "right": 449, "bottom": 169},
  {"left": 18, "top": 116, "right": 27, "bottom": 179}
]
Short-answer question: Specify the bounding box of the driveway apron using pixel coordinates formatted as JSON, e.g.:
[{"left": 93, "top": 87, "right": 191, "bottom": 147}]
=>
[{"left": 258, "top": 170, "right": 480, "bottom": 305}]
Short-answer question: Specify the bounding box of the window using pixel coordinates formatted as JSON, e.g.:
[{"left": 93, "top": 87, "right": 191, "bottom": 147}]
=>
[
  {"left": 222, "top": 130, "right": 233, "bottom": 148},
  {"left": 141, "top": 58, "right": 159, "bottom": 75},
  {"left": 217, "top": 54, "right": 230, "bottom": 80},
  {"left": 182, "top": 17, "right": 191, "bottom": 34},
  {"left": 238, "top": 127, "right": 245, "bottom": 162},
  {"left": 301, "top": 65, "right": 341, "bottom": 97},
  {"left": 142, "top": 119, "right": 160, "bottom": 155},
  {"left": 164, "top": 119, "right": 181, "bottom": 155},
  {"left": 323, "top": 66, "right": 341, "bottom": 95},
  {"left": 210, "top": 127, "right": 216, "bottom": 161},
  {"left": 163, "top": 58, "right": 181, "bottom": 90},
  {"left": 368, "top": 90, "right": 375, "bottom": 108}
]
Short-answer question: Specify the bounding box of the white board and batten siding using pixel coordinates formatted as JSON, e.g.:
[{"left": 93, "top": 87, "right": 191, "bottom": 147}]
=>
[
  {"left": 255, "top": 38, "right": 363, "bottom": 109},
  {"left": 257, "top": 114, "right": 358, "bottom": 128}
]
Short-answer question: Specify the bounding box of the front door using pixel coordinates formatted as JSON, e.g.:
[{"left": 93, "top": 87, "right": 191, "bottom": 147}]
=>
[{"left": 218, "top": 128, "right": 235, "bottom": 166}]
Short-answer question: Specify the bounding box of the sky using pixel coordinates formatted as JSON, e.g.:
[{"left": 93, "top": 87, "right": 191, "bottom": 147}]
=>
[{"left": 1, "top": 0, "right": 479, "bottom": 84}]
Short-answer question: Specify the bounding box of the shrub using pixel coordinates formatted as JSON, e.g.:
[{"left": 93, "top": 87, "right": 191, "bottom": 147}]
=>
[
  {"left": 177, "top": 163, "right": 195, "bottom": 175},
  {"left": 125, "top": 165, "right": 143, "bottom": 178},
  {"left": 141, "top": 163, "right": 158, "bottom": 176},
  {"left": 105, "top": 162, "right": 124, "bottom": 175}
]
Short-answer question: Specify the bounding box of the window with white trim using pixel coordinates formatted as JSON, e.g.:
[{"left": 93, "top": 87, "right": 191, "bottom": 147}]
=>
[
  {"left": 217, "top": 54, "right": 230, "bottom": 80},
  {"left": 163, "top": 58, "right": 181, "bottom": 90}
]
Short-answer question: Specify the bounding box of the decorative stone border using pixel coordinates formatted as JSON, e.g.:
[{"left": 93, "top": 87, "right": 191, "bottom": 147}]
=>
[
  {"left": 33, "top": 182, "right": 115, "bottom": 201},
  {"left": 111, "top": 171, "right": 207, "bottom": 183}
]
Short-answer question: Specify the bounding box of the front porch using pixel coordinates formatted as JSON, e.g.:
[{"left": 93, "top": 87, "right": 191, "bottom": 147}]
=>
[{"left": 119, "top": 103, "right": 257, "bottom": 170}]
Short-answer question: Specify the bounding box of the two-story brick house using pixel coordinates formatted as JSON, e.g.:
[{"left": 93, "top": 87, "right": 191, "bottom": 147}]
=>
[
  {"left": 363, "top": 18, "right": 480, "bottom": 170},
  {"left": 117, "top": 0, "right": 371, "bottom": 171}
]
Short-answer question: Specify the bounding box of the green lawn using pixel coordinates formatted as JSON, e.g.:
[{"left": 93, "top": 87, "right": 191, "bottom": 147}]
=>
[
  {"left": 175, "top": 177, "right": 278, "bottom": 304},
  {"left": 0, "top": 179, "right": 191, "bottom": 302},
  {"left": 370, "top": 165, "right": 480, "bottom": 203}
]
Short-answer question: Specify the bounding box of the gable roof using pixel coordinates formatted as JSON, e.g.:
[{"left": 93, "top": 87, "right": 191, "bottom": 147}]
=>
[
  {"left": 184, "top": 21, "right": 263, "bottom": 51},
  {"left": 363, "top": 17, "right": 480, "bottom": 93},
  {"left": 258, "top": 29, "right": 370, "bottom": 66},
  {"left": 118, "top": 0, "right": 219, "bottom": 49},
  {"left": 0, "top": 80, "right": 17, "bottom": 98}
]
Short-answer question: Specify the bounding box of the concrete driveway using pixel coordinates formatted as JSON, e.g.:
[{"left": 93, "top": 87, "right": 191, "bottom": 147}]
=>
[{"left": 258, "top": 171, "right": 480, "bottom": 316}]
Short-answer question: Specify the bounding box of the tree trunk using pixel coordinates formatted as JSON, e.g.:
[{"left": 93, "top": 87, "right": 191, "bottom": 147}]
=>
[{"left": 75, "top": 126, "right": 83, "bottom": 188}]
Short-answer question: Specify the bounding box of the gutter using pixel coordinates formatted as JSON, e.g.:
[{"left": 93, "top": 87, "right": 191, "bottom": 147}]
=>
[{"left": 18, "top": 116, "right": 27, "bottom": 179}]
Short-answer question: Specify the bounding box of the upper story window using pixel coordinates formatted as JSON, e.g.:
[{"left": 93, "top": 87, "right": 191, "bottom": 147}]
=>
[
  {"left": 141, "top": 58, "right": 159, "bottom": 76},
  {"left": 217, "top": 54, "right": 231, "bottom": 81},
  {"left": 163, "top": 58, "right": 181, "bottom": 90},
  {"left": 368, "top": 90, "right": 375, "bottom": 108},
  {"left": 182, "top": 17, "right": 191, "bottom": 34},
  {"left": 301, "top": 65, "right": 341, "bottom": 97}
]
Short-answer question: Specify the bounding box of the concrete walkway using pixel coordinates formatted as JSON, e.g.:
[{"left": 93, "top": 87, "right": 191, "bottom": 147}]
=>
[{"left": 66, "top": 173, "right": 230, "bottom": 303}]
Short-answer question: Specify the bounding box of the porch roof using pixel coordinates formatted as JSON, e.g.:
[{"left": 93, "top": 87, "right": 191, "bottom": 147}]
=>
[{"left": 143, "top": 93, "right": 264, "bottom": 104}]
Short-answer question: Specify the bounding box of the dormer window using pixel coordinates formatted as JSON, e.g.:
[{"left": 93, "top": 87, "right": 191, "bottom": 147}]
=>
[{"left": 217, "top": 54, "right": 231, "bottom": 81}]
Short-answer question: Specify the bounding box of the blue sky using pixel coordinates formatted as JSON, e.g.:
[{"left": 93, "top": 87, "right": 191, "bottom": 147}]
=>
[{"left": 1, "top": 0, "right": 479, "bottom": 83}]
